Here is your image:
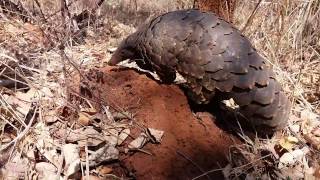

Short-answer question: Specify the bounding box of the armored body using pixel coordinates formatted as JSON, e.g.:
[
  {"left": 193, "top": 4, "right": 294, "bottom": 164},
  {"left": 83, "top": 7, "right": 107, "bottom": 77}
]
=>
[{"left": 108, "top": 10, "right": 290, "bottom": 134}]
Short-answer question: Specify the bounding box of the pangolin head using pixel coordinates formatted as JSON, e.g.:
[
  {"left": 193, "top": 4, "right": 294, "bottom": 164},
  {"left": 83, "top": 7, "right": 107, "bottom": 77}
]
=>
[{"left": 108, "top": 33, "right": 140, "bottom": 66}]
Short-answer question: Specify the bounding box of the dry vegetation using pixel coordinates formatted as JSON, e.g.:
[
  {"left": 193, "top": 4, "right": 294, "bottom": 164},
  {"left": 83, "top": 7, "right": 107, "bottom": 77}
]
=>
[{"left": 0, "top": 0, "right": 319, "bottom": 179}]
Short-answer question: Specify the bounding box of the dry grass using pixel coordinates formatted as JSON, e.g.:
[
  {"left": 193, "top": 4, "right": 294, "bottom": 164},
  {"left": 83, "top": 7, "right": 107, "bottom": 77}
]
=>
[
  {"left": 0, "top": 0, "right": 319, "bottom": 179},
  {"left": 225, "top": 0, "right": 320, "bottom": 178},
  {"left": 236, "top": 0, "right": 320, "bottom": 113}
]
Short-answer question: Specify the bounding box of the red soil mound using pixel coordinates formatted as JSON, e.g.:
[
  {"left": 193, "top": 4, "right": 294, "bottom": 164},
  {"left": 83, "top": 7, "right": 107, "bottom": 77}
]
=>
[{"left": 80, "top": 67, "right": 237, "bottom": 179}]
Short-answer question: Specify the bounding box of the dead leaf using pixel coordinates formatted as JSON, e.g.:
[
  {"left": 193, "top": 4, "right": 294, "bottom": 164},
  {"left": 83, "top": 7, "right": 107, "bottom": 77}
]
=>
[
  {"left": 314, "top": 167, "right": 320, "bottom": 179},
  {"left": 303, "top": 134, "right": 320, "bottom": 151},
  {"left": 66, "top": 127, "right": 105, "bottom": 147},
  {"left": 85, "top": 143, "right": 119, "bottom": 167},
  {"left": 117, "top": 128, "right": 130, "bottom": 145},
  {"left": 62, "top": 144, "right": 80, "bottom": 176},
  {"left": 0, "top": 133, "right": 12, "bottom": 144},
  {"left": 312, "top": 128, "right": 320, "bottom": 137},
  {"left": 147, "top": 128, "right": 164, "bottom": 143},
  {"left": 34, "top": 123, "right": 61, "bottom": 168},
  {"left": 104, "top": 128, "right": 119, "bottom": 146},
  {"left": 301, "top": 110, "right": 320, "bottom": 134},
  {"left": 0, "top": 107, "right": 13, "bottom": 119},
  {"left": 3, "top": 90, "right": 33, "bottom": 118},
  {"left": 279, "top": 148, "right": 307, "bottom": 169},
  {"left": 279, "top": 136, "right": 299, "bottom": 151},
  {"left": 289, "top": 124, "right": 300, "bottom": 134},
  {"left": 112, "top": 111, "right": 132, "bottom": 121},
  {"left": 103, "top": 125, "right": 130, "bottom": 146},
  {"left": 222, "top": 164, "right": 232, "bottom": 178},
  {"left": 35, "top": 162, "right": 60, "bottom": 180},
  {"left": 43, "top": 109, "right": 58, "bottom": 123},
  {"left": 80, "top": 107, "right": 97, "bottom": 115},
  {"left": 128, "top": 133, "right": 148, "bottom": 149},
  {"left": 103, "top": 106, "right": 114, "bottom": 122},
  {"left": 0, "top": 146, "right": 12, "bottom": 168},
  {"left": 78, "top": 112, "right": 92, "bottom": 126},
  {"left": 280, "top": 165, "right": 304, "bottom": 179},
  {"left": 2, "top": 154, "right": 29, "bottom": 180},
  {"left": 66, "top": 159, "right": 81, "bottom": 178},
  {"left": 98, "top": 166, "right": 113, "bottom": 175}
]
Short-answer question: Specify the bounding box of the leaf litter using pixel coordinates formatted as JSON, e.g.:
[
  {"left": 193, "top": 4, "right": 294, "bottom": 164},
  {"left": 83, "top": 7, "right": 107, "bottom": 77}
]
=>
[{"left": 0, "top": 0, "right": 319, "bottom": 179}]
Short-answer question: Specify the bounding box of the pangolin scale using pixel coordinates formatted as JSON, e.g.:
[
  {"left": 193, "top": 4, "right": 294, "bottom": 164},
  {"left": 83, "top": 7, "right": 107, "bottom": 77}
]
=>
[{"left": 108, "top": 9, "right": 290, "bottom": 134}]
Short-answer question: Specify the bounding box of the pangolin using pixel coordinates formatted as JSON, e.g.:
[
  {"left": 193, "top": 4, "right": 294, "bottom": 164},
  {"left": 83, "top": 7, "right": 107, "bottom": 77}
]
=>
[{"left": 108, "top": 9, "right": 290, "bottom": 134}]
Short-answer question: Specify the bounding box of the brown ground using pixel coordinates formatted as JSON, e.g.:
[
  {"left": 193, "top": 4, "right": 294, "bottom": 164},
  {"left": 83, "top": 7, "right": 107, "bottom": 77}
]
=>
[{"left": 78, "top": 67, "right": 237, "bottom": 179}]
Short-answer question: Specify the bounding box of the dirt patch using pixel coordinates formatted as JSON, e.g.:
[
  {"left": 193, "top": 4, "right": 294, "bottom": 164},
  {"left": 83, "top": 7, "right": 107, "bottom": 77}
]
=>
[{"left": 75, "top": 67, "right": 237, "bottom": 179}]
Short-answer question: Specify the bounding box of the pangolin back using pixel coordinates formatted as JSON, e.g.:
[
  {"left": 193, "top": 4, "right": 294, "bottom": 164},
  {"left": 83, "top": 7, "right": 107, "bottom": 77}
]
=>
[{"left": 109, "top": 10, "right": 290, "bottom": 134}]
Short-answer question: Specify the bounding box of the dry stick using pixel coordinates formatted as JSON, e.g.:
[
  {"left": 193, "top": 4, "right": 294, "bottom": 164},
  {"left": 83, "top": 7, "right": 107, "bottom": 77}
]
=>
[
  {"left": 231, "top": 153, "right": 273, "bottom": 176},
  {"left": 0, "top": 0, "right": 31, "bottom": 22},
  {"left": 68, "top": 89, "right": 149, "bottom": 140},
  {"left": 60, "top": 0, "right": 72, "bottom": 41},
  {"left": 193, "top": 153, "right": 273, "bottom": 180},
  {"left": 130, "top": 148, "right": 153, "bottom": 156},
  {"left": 0, "top": 55, "right": 33, "bottom": 87},
  {"left": 241, "top": 0, "right": 262, "bottom": 32},
  {"left": 85, "top": 144, "right": 90, "bottom": 180},
  {"left": 0, "top": 74, "right": 28, "bottom": 87},
  {"left": 262, "top": 53, "right": 314, "bottom": 111},
  {"left": 0, "top": 114, "right": 19, "bottom": 131},
  {"left": 9, "top": 21, "right": 41, "bottom": 44},
  {"left": 191, "top": 168, "right": 224, "bottom": 180},
  {"left": 0, "top": 105, "right": 38, "bottom": 152},
  {"left": 176, "top": 150, "right": 212, "bottom": 180},
  {"left": 56, "top": 121, "right": 77, "bottom": 176},
  {"left": 33, "top": 0, "right": 47, "bottom": 23},
  {"left": 44, "top": 0, "right": 80, "bottom": 21},
  {"left": 59, "top": 48, "right": 84, "bottom": 79},
  {"left": 0, "top": 90, "right": 28, "bottom": 128}
]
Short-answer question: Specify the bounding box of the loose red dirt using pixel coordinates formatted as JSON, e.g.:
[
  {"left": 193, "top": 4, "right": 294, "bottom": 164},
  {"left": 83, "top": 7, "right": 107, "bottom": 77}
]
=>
[{"left": 76, "top": 67, "right": 238, "bottom": 179}]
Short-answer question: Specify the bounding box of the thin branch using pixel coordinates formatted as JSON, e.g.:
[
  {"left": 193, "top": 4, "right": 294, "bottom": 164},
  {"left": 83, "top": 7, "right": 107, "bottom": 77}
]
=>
[{"left": 241, "top": 0, "right": 263, "bottom": 32}]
